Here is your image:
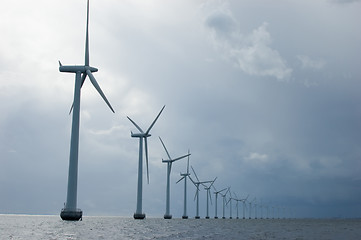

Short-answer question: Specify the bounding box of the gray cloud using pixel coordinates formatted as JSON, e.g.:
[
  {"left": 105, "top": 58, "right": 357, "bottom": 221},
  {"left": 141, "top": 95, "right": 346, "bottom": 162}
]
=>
[{"left": 204, "top": 10, "right": 292, "bottom": 80}]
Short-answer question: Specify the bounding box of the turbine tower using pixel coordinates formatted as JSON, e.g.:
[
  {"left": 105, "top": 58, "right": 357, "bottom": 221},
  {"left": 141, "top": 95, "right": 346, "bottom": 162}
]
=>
[
  {"left": 59, "top": 0, "right": 114, "bottom": 221},
  {"left": 213, "top": 187, "right": 227, "bottom": 219},
  {"left": 159, "top": 137, "right": 190, "bottom": 219},
  {"left": 189, "top": 166, "right": 213, "bottom": 219},
  {"left": 203, "top": 177, "right": 217, "bottom": 219},
  {"left": 176, "top": 150, "right": 191, "bottom": 219},
  {"left": 127, "top": 105, "right": 165, "bottom": 219}
]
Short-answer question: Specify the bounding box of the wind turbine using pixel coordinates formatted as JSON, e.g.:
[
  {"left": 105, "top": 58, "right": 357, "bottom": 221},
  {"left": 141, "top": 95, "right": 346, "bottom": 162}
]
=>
[
  {"left": 203, "top": 177, "right": 217, "bottom": 219},
  {"left": 127, "top": 105, "right": 165, "bottom": 219},
  {"left": 189, "top": 166, "right": 213, "bottom": 219},
  {"left": 249, "top": 197, "right": 256, "bottom": 219},
  {"left": 254, "top": 198, "right": 258, "bottom": 219},
  {"left": 233, "top": 192, "right": 242, "bottom": 219},
  {"left": 176, "top": 150, "right": 191, "bottom": 219},
  {"left": 159, "top": 137, "right": 190, "bottom": 219},
  {"left": 241, "top": 194, "right": 249, "bottom": 219},
  {"left": 59, "top": 0, "right": 114, "bottom": 221},
  {"left": 226, "top": 188, "right": 233, "bottom": 219},
  {"left": 213, "top": 187, "right": 227, "bottom": 219},
  {"left": 220, "top": 187, "right": 230, "bottom": 219}
]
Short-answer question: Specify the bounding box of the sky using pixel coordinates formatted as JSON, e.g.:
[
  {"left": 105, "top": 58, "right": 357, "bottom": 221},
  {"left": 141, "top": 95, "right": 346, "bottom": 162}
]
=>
[{"left": 0, "top": 0, "right": 360, "bottom": 219}]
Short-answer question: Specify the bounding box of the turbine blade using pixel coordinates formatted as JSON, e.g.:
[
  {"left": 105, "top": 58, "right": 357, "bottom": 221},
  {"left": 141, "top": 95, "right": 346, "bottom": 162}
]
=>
[
  {"left": 191, "top": 166, "right": 200, "bottom": 182},
  {"left": 58, "top": 60, "right": 62, "bottom": 67},
  {"left": 85, "top": 0, "right": 90, "bottom": 66},
  {"left": 145, "top": 105, "right": 165, "bottom": 135},
  {"left": 145, "top": 137, "right": 149, "bottom": 184},
  {"left": 176, "top": 176, "right": 185, "bottom": 184},
  {"left": 209, "top": 177, "right": 217, "bottom": 189},
  {"left": 172, "top": 153, "right": 190, "bottom": 162},
  {"left": 187, "top": 150, "right": 190, "bottom": 174},
  {"left": 209, "top": 191, "right": 213, "bottom": 205},
  {"left": 86, "top": 70, "right": 115, "bottom": 113},
  {"left": 127, "top": 116, "right": 144, "bottom": 134},
  {"left": 188, "top": 176, "right": 196, "bottom": 185},
  {"left": 159, "top": 136, "right": 172, "bottom": 160}
]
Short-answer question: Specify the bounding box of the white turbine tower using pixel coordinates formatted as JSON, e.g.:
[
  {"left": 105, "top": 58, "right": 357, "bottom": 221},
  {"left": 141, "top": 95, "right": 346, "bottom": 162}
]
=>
[
  {"left": 159, "top": 137, "right": 190, "bottom": 219},
  {"left": 220, "top": 187, "right": 230, "bottom": 219},
  {"left": 127, "top": 105, "right": 165, "bottom": 219},
  {"left": 213, "top": 187, "right": 227, "bottom": 219},
  {"left": 189, "top": 167, "right": 213, "bottom": 219},
  {"left": 203, "top": 177, "right": 217, "bottom": 219},
  {"left": 176, "top": 150, "right": 191, "bottom": 219},
  {"left": 59, "top": 0, "right": 114, "bottom": 221}
]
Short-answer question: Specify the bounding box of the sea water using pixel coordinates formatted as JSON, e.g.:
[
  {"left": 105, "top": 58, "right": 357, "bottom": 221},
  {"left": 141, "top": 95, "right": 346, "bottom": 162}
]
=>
[{"left": 0, "top": 215, "right": 360, "bottom": 239}]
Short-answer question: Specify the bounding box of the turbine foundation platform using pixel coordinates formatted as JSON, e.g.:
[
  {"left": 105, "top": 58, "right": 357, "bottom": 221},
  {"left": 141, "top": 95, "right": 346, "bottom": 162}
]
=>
[
  {"left": 134, "top": 213, "right": 146, "bottom": 219},
  {"left": 182, "top": 216, "right": 188, "bottom": 219},
  {"left": 164, "top": 214, "right": 172, "bottom": 219},
  {"left": 214, "top": 216, "right": 218, "bottom": 219},
  {"left": 205, "top": 216, "right": 210, "bottom": 219},
  {"left": 222, "top": 217, "right": 226, "bottom": 219},
  {"left": 195, "top": 216, "right": 200, "bottom": 219},
  {"left": 60, "top": 208, "right": 82, "bottom": 221}
]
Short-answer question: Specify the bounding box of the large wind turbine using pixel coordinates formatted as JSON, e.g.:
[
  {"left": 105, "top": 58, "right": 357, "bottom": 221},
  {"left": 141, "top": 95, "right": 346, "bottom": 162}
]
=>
[
  {"left": 213, "top": 187, "right": 227, "bottom": 219},
  {"left": 189, "top": 166, "right": 213, "bottom": 219},
  {"left": 59, "top": 0, "right": 114, "bottom": 221},
  {"left": 159, "top": 137, "right": 190, "bottom": 219},
  {"left": 176, "top": 150, "right": 191, "bottom": 219},
  {"left": 220, "top": 187, "right": 230, "bottom": 219},
  {"left": 203, "top": 177, "right": 217, "bottom": 219},
  {"left": 127, "top": 105, "right": 165, "bottom": 219}
]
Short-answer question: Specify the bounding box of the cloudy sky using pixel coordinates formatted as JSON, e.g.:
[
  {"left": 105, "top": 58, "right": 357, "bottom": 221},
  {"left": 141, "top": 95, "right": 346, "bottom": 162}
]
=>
[{"left": 1, "top": 0, "right": 360, "bottom": 218}]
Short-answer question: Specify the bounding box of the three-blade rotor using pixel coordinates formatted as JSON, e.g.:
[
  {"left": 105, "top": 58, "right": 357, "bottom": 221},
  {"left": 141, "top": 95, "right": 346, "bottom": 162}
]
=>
[
  {"left": 159, "top": 136, "right": 190, "bottom": 174},
  {"left": 60, "top": 0, "right": 115, "bottom": 115},
  {"left": 127, "top": 105, "right": 166, "bottom": 184}
]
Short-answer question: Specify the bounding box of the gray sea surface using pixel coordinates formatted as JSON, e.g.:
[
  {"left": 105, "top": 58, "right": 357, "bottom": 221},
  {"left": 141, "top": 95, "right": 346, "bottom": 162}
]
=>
[{"left": 0, "top": 215, "right": 360, "bottom": 239}]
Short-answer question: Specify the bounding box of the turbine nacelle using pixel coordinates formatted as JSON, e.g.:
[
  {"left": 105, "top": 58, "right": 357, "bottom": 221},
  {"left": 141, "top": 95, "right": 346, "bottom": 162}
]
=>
[
  {"left": 59, "top": 63, "right": 98, "bottom": 73},
  {"left": 130, "top": 132, "right": 151, "bottom": 138}
]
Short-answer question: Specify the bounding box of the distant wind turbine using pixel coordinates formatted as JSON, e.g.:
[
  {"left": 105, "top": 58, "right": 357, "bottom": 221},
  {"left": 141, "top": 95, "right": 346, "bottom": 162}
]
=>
[
  {"left": 220, "top": 187, "right": 230, "bottom": 219},
  {"left": 241, "top": 195, "right": 249, "bottom": 219},
  {"left": 176, "top": 150, "right": 191, "bottom": 219},
  {"left": 189, "top": 166, "right": 213, "bottom": 219},
  {"left": 249, "top": 197, "right": 256, "bottom": 219},
  {"left": 127, "top": 105, "right": 165, "bottom": 219},
  {"left": 159, "top": 137, "right": 190, "bottom": 219},
  {"left": 203, "top": 177, "right": 217, "bottom": 219},
  {"left": 233, "top": 192, "right": 241, "bottom": 219},
  {"left": 226, "top": 188, "right": 233, "bottom": 219},
  {"left": 59, "top": 0, "right": 114, "bottom": 221},
  {"left": 213, "top": 187, "right": 227, "bottom": 219}
]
